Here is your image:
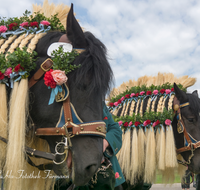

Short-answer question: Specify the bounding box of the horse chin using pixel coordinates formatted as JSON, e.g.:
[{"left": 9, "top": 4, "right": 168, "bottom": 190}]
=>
[{"left": 188, "top": 154, "right": 200, "bottom": 174}]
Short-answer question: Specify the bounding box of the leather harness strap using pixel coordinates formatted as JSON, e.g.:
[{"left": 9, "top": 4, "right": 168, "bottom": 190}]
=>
[
  {"left": 28, "top": 58, "right": 53, "bottom": 88},
  {"left": 63, "top": 90, "right": 73, "bottom": 123},
  {"left": 0, "top": 136, "right": 55, "bottom": 169},
  {"left": 35, "top": 121, "right": 106, "bottom": 137}
]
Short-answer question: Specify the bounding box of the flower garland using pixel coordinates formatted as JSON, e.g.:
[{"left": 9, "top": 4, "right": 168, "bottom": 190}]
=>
[
  {"left": 44, "top": 47, "right": 80, "bottom": 105},
  {"left": 114, "top": 107, "right": 174, "bottom": 130},
  {"left": 108, "top": 83, "right": 186, "bottom": 110},
  {"left": 0, "top": 10, "right": 65, "bottom": 39},
  {"left": 0, "top": 47, "right": 37, "bottom": 86}
]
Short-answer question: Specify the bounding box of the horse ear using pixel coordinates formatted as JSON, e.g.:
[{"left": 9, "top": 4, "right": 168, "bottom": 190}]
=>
[
  {"left": 67, "top": 3, "right": 87, "bottom": 48},
  {"left": 192, "top": 90, "right": 199, "bottom": 97},
  {"left": 174, "top": 83, "right": 188, "bottom": 103}
]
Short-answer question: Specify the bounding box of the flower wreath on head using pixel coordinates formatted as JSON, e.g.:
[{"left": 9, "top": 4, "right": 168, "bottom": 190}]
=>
[
  {"left": 0, "top": 10, "right": 65, "bottom": 39},
  {"left": 0, "top": 47, "right": 37, "bottom": 87},
  {"left": 0, "top": 10, "right": 82, "bottom": 105},
  {"left": 44, "top": 43, "right": 81, "bottom": 105}
]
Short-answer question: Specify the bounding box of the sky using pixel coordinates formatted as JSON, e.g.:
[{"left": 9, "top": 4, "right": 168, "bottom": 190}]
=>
[{"left": 1, "top": 0, "right": 200, "bottom": 94}]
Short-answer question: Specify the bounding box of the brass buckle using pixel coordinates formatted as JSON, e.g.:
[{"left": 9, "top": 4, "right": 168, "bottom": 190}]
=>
[{"left": 40, "top": 58, "right": 53, "bottom": 72}]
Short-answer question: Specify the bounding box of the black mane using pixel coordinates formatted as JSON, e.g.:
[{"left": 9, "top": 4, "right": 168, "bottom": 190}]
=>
[{"left": 68, "top": 31, "right": 114, "bottom": 100}]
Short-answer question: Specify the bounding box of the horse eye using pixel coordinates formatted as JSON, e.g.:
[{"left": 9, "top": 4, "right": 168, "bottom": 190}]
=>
[{"left": 187, "top": 118, "right": 194, "bottom": 122}]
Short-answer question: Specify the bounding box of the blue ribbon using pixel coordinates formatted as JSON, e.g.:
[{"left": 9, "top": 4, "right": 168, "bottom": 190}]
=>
[
  {"left": 48, "top": 85, "right": 63, "bottom": 105},
  {"left": 36, "top": 24, "right": 51, "bottom": 34},
  {"left": 10, "top": 71, "right": 27, "bottom": 88},
  {"left": 10, "top": 72, "right": 18, "bottom": 88},
  {"left": 0, "top": 78, "right": 9, "bottom": 86}
]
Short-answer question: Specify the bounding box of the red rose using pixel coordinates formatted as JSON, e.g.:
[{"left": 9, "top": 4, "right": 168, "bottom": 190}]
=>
[
  {"left": 0, "top": 71, "right": 4, "bottom": 80},
  {"left": 123, "top": 122, "right": 129, "bottom": 127},
  {"left": 30, "top": 21, "right": 39, "bottom": 28},
  {"left": 125, "top": 94, "right": 130, "bottom": 99},
  {"left": 8, "top": 22, "right": 18, "bottom": 30},
  {"left": 134, "top": 121, "right": 140, "bottom": 127},
  {"left": 14, "top": 64, "right": 21, "bottom": 72},
  {"left": 160, "top": 89, "right": 165, "bottom": 94},
  {"left": 171, "top": 88, "right": 174, "bottom": 92},
  {"left": 44, "top": 69, "right": 57, "bottom": 88},
  {"left": 135, "top": 93, "right": 139, "bottom": 97},
  {"left": 146, "top": 91, "right": 152, "bottom": 95},
  {"left": 146, "top": 119, "right": 151, "bottom": 125},
  {"left": 117, "top": 99, "right": 122, "bottom": 104},
  {"left": 109, "top": 102, "right": 114, "bottom": 107},
  {"left": 155, "top": 120, "right": 160, "bottom": 126}
]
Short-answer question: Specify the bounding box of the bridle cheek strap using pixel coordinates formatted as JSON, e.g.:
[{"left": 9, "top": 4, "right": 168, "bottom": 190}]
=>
[{"left": 28, "top": 58, "right": 53, "bottom": 88}]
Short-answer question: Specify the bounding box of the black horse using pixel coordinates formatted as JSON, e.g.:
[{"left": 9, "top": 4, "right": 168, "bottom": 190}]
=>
[
  {"left": 1, "top": 4, "right": 113, "bottom": 189},
  {"left": 110, "top": 83, "right": 200, "bottom": 190},
  {"left": 172, "top": 83, "right": 200, "bottom": 173}
]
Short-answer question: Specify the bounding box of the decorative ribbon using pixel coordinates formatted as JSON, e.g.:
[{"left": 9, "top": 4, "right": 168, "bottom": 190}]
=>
[
  {"left": 10, "top": 71, "right": 27, "bottom": 88},
  {"left": 0, "top": 78, "right": 9, "bottom": 86},
  {"left": 48, "top": 85, "right": 62, "bottom": 105},
  {"left": 1, "top": 24, "right": 51, "bottom": 39}
]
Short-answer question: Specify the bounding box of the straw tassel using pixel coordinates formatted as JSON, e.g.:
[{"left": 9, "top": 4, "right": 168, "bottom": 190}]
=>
[
  {"left": 144, "top": 126, "right": 156, "bottom": 183},
  {"left": 0, "top": 84, "right": 8, "bottom": 169},
  {"left": 165, "top": 125, "right": 178, "bottom": 168},
  {"left": 5, "top": 79, "right": 28, "bottom": 190},
  {"left": 158, "top": 126, "right": 165, "bottom": 170},
  {"left": 137, "top": 127, "right": 145, "bottom": 178},
  {"left": 120, "top": 129, "right": 131, "bottom": 181},
  {"left": 130, "top": 127, "right": 138, "bottom": 185}
]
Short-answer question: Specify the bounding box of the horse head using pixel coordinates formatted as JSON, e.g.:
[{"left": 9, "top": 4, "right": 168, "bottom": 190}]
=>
[
  {"left": 27, "top": 4, "right": 113, "bottom": 186},
  {"left": 173, "top": 83, "right": 200, "bottom": 173}
]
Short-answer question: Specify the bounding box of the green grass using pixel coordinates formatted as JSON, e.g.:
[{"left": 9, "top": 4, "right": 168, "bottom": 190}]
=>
[{"left": 155, "top": 171, "right": 181, "bottom": 184}]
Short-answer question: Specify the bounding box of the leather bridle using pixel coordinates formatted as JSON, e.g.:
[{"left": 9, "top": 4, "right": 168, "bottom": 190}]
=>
[
  {"left": 173, "top": 96, "right": 200, "bottom": 165},
  {"left": 0, "top": 36, "right": 107, "bottom": 169}
]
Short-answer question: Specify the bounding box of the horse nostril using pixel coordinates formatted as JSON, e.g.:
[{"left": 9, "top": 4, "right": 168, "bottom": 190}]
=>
[{"left": 85, "top": 164, "right": 97, "bottom": 174}]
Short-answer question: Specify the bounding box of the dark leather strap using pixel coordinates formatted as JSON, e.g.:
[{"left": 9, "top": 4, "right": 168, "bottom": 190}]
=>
[
  {"left": 0, "top": 136, "right": 55, "bottom": 161},
  {"left": 28, "top": 58, "right": 53, "bottom": 88},
  {"left": 35, "top": 122, "right": 106, "bottom": 137},
  {"left": 63, "top": 91, "right": 73, "bottom": 123}
]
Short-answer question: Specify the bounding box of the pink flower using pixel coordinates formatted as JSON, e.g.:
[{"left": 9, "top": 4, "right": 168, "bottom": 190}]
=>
[
  {"left": 130, "top": 93, "right": 135, "bottom": 97},
  {"left": 4, "top": 67, "right": 12, "bottom": 78},
  {"left": 165, "top": 119, "right": 171, "bottom": 126},
  {"left": 40, "top": 20, "right": 51, "bottom": 26},
  {"left": 153, "top": 90, "right": 158, "bottom": 95},
  {"left": 128, "top": 121, "right": 133, "bottom": 126},
  {"left": 20, "top": 22, "right": 29, "bottom": 28},
  {"left": 153, "top": 120, "right": 160, "bottom": 127},
  {"left": 143, "top": 120, "right": 151, "bottom": 126},
  {"left": 115, "top": 172, "right": 120, "bottom": 179},
  {"left": 140, "top": 91, "right": 145, "bottom": 96},
  {"left": 51, "top": 70, "right": 67, "bottom": 86},
  {"left": 165, "top": 89, "right": 171, "bottom": 94},
  {"left": 0, "top": 25, "right": 7, "bottom": 33},
  {"left": 121, "top": 96, "right": 125, "bottom": 101},
  {"left": 114, "top": 102, "right": 118, "bottom": 107},
  {"left": 118, "top": 121, "right": 123, "bottom": 126}
]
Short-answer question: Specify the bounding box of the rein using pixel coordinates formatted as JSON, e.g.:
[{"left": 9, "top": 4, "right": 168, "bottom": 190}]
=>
[{"left": 173, "top": 96, "right": 200, "bottom": 165}]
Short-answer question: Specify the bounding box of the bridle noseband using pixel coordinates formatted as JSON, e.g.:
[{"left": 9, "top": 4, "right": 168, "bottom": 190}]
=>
[{"left": 173, "top": 96, "right": 200, "bottom": 165}]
